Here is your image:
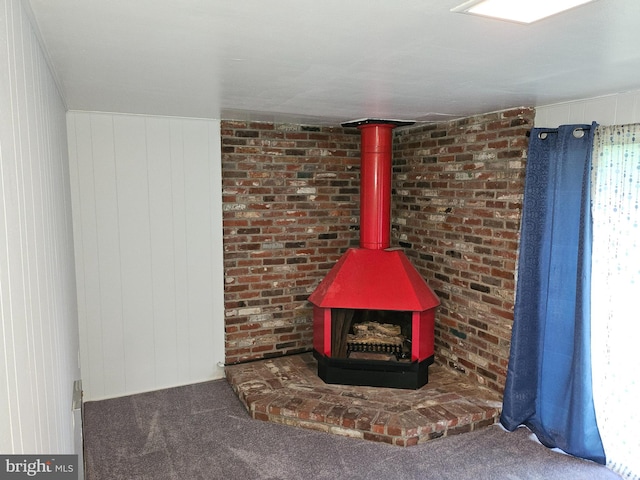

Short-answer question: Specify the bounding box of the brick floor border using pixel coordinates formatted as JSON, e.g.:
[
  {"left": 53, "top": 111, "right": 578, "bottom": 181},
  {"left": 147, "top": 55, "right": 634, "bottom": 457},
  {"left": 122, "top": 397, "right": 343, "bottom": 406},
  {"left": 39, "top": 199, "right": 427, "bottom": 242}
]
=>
[{"left": 225, "top": 353, "right": 503, "bottom": 446}]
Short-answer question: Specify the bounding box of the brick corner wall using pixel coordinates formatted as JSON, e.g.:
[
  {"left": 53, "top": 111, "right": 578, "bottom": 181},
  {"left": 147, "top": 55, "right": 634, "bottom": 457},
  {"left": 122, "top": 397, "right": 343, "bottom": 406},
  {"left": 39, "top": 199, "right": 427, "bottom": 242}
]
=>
[
  {"left": 221, "top": 121, "right": 361, "bottom": 364},
  {"left": 392, "top": 107, "right": 535, "bottom": 393},
  {"left": 221, "top": 107, "right": 535, "bottom": 395}
]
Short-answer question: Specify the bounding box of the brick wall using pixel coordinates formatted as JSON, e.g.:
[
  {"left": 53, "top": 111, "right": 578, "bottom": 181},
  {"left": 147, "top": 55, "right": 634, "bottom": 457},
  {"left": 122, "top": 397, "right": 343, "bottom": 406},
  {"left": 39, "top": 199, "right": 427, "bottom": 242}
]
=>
[
  {"left": 392, "top": 107, "right": 535, "bottom": 392},
  {"left": 221, "top": 108, "right": 534, "bottom": 394},
  {"left": 221, "top": 121, "right": 361, "bottom": 364}
]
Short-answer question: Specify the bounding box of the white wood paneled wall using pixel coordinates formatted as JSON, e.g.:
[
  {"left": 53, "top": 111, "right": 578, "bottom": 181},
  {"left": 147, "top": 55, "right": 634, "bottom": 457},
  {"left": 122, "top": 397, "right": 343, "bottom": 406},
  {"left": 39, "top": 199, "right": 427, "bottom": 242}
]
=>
[
  {"left": 1, "top": 0, "right": 81, "bottom": 454},
  {"left": 67, "top": 112, "right": 225, "bottom": 401},
  {"left": 535, "top": 90, "right": 640, "bottom": 127}
]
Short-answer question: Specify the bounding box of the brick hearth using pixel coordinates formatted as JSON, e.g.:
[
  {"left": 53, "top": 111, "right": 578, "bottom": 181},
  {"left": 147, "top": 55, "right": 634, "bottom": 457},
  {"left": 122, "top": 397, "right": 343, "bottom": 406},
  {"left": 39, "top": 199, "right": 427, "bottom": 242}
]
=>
[{"left": 225, "top": 353, "right": 502, "bottom": 446}]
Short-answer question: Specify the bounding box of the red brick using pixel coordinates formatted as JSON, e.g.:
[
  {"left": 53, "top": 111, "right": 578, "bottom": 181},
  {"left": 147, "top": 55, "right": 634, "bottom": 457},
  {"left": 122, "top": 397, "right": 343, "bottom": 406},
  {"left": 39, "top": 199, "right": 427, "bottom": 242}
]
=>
[
  {"left": 393, "top": 107, "right": 534, "bottom": 394},
  {"left": 222, "top": 109, "right": 534, "bottom": 395}
]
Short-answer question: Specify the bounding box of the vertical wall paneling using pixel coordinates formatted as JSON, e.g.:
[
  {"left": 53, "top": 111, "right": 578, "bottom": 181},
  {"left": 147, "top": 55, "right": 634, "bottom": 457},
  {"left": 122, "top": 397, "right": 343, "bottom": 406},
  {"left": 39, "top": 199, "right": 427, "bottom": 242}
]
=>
[
  {"left": 169, "top": 120, "right": 190, "bottom": 380},
  {"left": 209, "top": 121, "right": 225, "bottom": 378},
  {"left": 92, "top": 115, "right": 126, "bottom": 395},
  {"left": 146, "top": 118, "right": 179, "bottom": 384},
  {"left": 68, "top": 115, "right": 107, "bottom": 399},
  {"left": 183, "top": 121, "right": 216, "bottom": 379},
  {"left": 68, "top": 112, "right": 225, "bottom": 401},
  {"left": 113, "top": 115, "right": 156, "bottom": 393},
  {"left": 535, "top": 90, "right": 640, "bottom": 127},
  {"left": 1, "top": 0, "right": 81, "bottom": 457}
]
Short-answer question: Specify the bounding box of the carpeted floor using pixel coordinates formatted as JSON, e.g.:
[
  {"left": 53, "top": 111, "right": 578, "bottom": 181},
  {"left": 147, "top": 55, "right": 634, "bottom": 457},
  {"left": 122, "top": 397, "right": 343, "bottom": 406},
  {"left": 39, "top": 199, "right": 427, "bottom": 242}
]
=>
[{"left": 82, "top": 378, "right": 621, "bottom": 480}]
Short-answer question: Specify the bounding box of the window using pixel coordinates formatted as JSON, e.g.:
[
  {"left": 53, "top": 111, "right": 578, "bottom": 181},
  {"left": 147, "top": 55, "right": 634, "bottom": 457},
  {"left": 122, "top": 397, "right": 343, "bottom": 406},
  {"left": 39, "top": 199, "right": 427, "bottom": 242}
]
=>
[{"left": 591, "top": 124, "right": 640, "bottom": 480}]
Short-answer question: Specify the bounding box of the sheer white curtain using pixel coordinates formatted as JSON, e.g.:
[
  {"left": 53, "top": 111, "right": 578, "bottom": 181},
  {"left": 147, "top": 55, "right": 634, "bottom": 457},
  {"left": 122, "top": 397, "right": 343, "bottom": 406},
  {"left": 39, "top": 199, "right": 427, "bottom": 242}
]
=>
[{"left": 591, "top": 124, "right": 640, "bottom": 480}]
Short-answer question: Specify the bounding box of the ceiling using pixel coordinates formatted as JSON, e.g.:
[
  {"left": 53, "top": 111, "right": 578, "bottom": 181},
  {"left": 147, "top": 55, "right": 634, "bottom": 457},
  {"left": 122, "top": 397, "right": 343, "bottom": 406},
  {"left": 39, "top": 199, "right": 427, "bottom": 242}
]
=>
[{"left": 24, "top": 0, "right": 640, "bottom": 125}]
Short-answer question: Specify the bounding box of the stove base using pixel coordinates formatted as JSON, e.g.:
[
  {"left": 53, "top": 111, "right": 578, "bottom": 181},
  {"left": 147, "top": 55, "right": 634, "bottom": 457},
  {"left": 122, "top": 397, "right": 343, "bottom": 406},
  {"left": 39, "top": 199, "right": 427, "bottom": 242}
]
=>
[{"left": 314, "top": 350, "right": 433, "bottom": 390}]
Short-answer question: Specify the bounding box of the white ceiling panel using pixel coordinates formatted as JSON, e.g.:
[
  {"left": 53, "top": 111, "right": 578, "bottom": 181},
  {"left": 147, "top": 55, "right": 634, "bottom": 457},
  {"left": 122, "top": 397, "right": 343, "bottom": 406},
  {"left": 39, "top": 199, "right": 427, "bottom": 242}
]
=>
[{"left": 24, "top": 0, "right": 640, "bottom": 124}]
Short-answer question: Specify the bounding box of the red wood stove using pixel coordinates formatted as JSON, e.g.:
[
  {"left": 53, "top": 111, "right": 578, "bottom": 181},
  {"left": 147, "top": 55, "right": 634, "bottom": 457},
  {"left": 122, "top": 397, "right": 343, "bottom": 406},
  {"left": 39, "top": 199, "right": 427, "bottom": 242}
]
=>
[{"left": 309, "top": 119, "right": 439, "bottom": 389}]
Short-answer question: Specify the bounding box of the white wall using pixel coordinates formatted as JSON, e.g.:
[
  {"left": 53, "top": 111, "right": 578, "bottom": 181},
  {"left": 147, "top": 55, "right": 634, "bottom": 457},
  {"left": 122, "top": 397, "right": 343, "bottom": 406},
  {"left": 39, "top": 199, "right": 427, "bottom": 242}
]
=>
[
  {"left": 67, "top": 111, "right": 225, "bottom": 401},
  {"left": 0, "top": 0, "right": 81, "bottom": 455},
  {"left": 535, "top": 89, "right": 640, "bottom": 127}
]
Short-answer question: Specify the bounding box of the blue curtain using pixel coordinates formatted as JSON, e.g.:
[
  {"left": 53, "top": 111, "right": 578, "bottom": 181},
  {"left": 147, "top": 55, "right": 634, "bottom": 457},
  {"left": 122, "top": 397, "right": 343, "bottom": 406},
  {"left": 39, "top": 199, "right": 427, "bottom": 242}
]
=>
[{"left": 500, "top": 123, "right": 605, "bottom": 464}]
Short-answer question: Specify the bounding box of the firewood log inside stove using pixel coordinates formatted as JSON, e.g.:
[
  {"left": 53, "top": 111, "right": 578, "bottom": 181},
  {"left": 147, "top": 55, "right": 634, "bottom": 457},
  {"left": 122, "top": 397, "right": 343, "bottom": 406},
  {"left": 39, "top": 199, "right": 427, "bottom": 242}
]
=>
[{"left": 348, "top": 321, "right": 404, "bottom": 346}]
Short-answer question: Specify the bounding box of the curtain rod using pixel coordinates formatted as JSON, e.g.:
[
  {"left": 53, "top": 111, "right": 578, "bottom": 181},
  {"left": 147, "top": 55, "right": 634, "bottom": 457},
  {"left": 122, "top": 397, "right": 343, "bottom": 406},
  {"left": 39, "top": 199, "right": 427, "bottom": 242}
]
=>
[{"left": 526, "top": 126, "right": 591, "bottom": 138}]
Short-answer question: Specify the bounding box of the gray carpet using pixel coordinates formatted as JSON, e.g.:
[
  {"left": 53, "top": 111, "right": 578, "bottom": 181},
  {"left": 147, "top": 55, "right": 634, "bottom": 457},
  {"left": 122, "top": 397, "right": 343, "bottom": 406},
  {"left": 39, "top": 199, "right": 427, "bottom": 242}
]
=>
[{"left": 83, "top": 378, "right": 621, "bottom": 480}]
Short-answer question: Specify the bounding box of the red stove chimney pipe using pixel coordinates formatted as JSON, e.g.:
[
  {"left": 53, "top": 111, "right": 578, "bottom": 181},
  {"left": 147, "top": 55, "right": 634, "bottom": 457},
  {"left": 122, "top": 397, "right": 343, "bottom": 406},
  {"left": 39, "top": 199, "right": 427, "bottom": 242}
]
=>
[
  {"left": 359, "top": 123, "right": 394, "bottom": 250},
  {"left": 342, "top": 119, "right": 415, "bottom": 250}
]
